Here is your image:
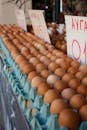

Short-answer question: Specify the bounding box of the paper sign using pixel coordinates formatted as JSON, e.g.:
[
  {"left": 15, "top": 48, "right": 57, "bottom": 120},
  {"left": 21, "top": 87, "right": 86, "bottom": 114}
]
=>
[
  {"left": 15, "top": 9, "right": 27, "bottom": 31},
  {"left": 28, "top": 10, "right": 51, "bottom": 43},
  {"left": 65, "top": 15, "right": 87, "bottom": 64}
]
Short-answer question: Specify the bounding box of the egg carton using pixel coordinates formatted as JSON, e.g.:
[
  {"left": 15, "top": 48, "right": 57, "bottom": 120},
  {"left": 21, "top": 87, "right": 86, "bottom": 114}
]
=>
[
  {"left": 18, "top": 97, "right": 67, "bottom": 130},
  {"left": 5, "top": 75, "right": 87, "bottom": 130},
  {"left": 16, "top": 90, "right": 59, "bottom": 130},
  {"left": 4, "top": 65, "right": 87, "bottom": 130},
  {"left": 0, "top": 48, "right": 5, "bottom": 59},
  {"left": 0, "top": 39, "right": 18, "bottom": 66},
  {"left": 9, "top": 71, "right": 38, "bottom": 102},
  {"left": 0, "top": 39, "right": 10, "bottom": 57},
  {"left": 2, "top": 63, "right": 87, "bottom": 130},
  {"left": 0, "top": 40, "right": 30, "bottom": 89},
  {"left": 0, "top": 39, "right": 19, "bottom": 73},
  {"left": 0, "top": 39, "right": 29, "bottom": 85},
  {"left": 0, "top": 51, "right": 36, "bottom": 101},
  {"left": 3, "top": 65, "right": 37, "bottom": 101},
  {"left": 20, "top": 97, "right": 87, "bottom": 130},
  {"left": 12, "top": 71, "right": 87, "bottom": 130}
]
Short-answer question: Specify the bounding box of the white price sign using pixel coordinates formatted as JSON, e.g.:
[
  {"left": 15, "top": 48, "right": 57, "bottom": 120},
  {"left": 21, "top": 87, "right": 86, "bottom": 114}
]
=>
[
  {"left": 15, "top": 9, "right": 27, "bottom": 31},
  {"left": 28, "top": 10, "right": 51, "bottom": 43},
  {"left": 65, "top": 15, "right": 87, "bottom": 64}
]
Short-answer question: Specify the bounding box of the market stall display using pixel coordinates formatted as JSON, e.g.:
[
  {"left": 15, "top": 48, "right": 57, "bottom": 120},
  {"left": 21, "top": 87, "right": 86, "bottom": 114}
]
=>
[{"left": 0, "top": 24, "right": 87, "bottom": 130}]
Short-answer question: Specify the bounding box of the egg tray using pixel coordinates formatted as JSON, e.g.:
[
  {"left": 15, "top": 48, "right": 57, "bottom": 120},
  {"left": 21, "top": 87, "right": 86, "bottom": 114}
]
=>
[
  {"left": 1, "top": 54, "right": 68, "bottom": 130},
  {"left": 0, "top": 38, "right": 87, "bottom": 130},
  {"left": 2, "top": 56, "right": 87, "bottom": 130}
]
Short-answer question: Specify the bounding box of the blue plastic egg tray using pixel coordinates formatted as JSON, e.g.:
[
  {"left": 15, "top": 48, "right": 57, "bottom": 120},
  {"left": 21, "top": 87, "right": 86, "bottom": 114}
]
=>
[{"left": 0, "top": 38, "right": 87, "bottom": 130}]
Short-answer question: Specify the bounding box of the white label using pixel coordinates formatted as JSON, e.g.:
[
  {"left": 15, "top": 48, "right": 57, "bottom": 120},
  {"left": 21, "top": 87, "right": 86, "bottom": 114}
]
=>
[
  {"left": 15, "top": 9, "right": 27, "bottom": 31},
  {"left": 65, "top": 15, "right": 87, "bottom": 64},
  {"left": 28, "top": 9, "right": 51, "bottom": 43}
]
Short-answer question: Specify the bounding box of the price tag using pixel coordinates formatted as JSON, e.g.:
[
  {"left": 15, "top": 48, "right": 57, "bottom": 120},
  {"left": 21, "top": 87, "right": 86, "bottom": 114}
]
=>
[
  {"left": 15, "top": 9, "right": 27, "bottom": 31},
  {"left": 28, "top": 9, "right": 51, "bottom": 43},
  {"left": 65, "top": 15, "right": 87, "bottom": 64}
]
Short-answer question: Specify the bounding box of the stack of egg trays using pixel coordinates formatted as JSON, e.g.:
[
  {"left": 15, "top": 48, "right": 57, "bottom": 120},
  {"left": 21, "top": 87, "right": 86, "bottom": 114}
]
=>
[{"left": 0, "top": 38, "right": 87, "bottom": 130}]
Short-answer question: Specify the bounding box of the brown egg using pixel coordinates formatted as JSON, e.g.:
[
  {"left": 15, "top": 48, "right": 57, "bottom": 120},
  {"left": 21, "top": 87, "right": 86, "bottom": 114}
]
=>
[
  {"left": 55, "top": 58, "right": 64, "bottom": 65},
  {"left": 31, "top": 76, "right": 44, "bottom": 88},
  {"left": 47, "top": 74, "right": 58, "bottom": 85},
  {"left": 31, "top": 48, "right": 38, "bottom": 54},
  {"left": 29, "top": 57, "right": 40, "bottom": 66},
  {"left": 11, "top": 47, "right": 18, "bottom": 53},
  {"left": 61, "top": 44, "right": 66, "bottom": 52},
  {"left": 39, "top": 47, "right": 46, "bottom": 54},
  {"left": 33, "top": 50, "right": 39, "bottom": 57},
  {"left": 33, "top": 60, "right": 40, "bottom": 66},
  {"left": 77, "top": 85, "right": 87, "bottom": 96},
  {"left": 48, "top": 62, "right": 58, "bottom": 72},
  {"left": 10, "top": 48, "right": 19, "bottom": 54},
  {"left": 50, "top": 99, "right": 69, "bottom": 114},
  {"left": 79, "top": 65, "right": 87, "bottom": 74},
  {"left": 75, "top": 71, "right": 86, "bottom": 80},
  {"left": 71, "top": 60, "right": 80, "bottom": 69},
  {"left": 68, "top": 67, "right": 77, "bottom": 75},
  {"left": 21, "top": 50, "right": 30, "bottom": 57},
  {"left": 42, "top": 50, "right": 48, "bottom": 55},
  {"left": 37, "top": 54, "right": 43, "bottom": 59},
  {"left": 38, "top": 45, "right": 46, "bottom": 51},
  {"left": 22, "top": 64, "right": 34, "bottom": 74},
  {"left": 19, "top": 60, "right": 29, "bottom": 68},
  {"left": 65, "top": 57, "right": 73, "bottom": 64},
  {"left": 70, "top": 94, "right": 87, "bottom": 109},
  {"left": 36, "top": 43, "right": 43, "bottom": 48},
  {"left": 55, "top": 52, "right": 64, "bottom": 58},
  {"left": 26, "top": 100, "right": 31, "bottom": 108},
  {"left": 28, "top": 71, "right": 38, "bottom": 81},
  {"left": 79, "top": 105, "right": 87, "bottom": 121},
  {"left": 33, "top": 42, "right": 38, "bottom": 47},
  {"left": 48, "top": 46, "right": 54, "bottom": 52},
  {"left": 17, "top": 44, "right": 24, "bottom": 49},
  {"left": 59, "top": 61, "right": 70, "bottom": 70},
  {"left": 36, "top": 63, "right": 46, "bottom": 73},
  {"left": 82, "top": 77, "right": 87, "bottom": 86},
  {"left": 55, "top": 68, "right": 65, "bottom": 78},
  {"left": 21, "top": 46, "right": 28, "bottom": 52},
  {"left": 40, "top": 56, "right": 47, "bottom": 62},
  {"left": 54, "top": 80, "right": 66, "bottom": 92},
  {"left": 53, "top": 49, "right": 58, "bottom": 55},
  {"left": 69, "top": 78, "right": 80, "bottom": 90},
  {"left": 29, "top": 57, "right": 38, "bottom": 64},
  {"left": 30, "top": 47, "right": 36, "bottom": 54},
  {"left": 40, "top": 69, "right": 51, "bottom": 79},
  {"left": 44, "top": 89, "right": 60, "bottom": 104},
  {"left": 62, "top": 73, "right": 74, "bottom": 84},
  {"left": 61, "top": 88, "right": 76, "bottom": 100},
  {"left": 15, "top": 54, "right": 25, "bottom": 63},
  {"left": 37, "top": 82, "right": 51, "bottom": 96},
  {"left": 26, "top": 54, "right": 33, "bottom": 60},
  {"left": 58, "top": 109, "right": 80, "bottom": 130},
  {"left": 50, "top": 55, "right": 57, "bottom": 61},
  {"left": 47, "top": 53, "right": 52, "bottom": 58},
  {"left": 11, "top": 52, "right": 20, "bottom": 59},
  {"left": 43, "top": 59, "right": 51, "bottom": 66}
]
